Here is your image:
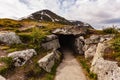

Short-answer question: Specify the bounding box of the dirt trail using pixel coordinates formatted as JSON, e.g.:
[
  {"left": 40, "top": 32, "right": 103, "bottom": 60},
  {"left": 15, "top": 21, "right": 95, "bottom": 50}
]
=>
[{"left": 55, "top": 50, "right": 87, "bottom": 80}]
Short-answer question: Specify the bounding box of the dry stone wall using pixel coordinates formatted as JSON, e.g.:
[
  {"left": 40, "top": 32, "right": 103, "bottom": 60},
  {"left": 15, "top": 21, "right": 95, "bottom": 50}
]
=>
[{"left": 41, "top": 34, "right": 60, "bottom": 50}]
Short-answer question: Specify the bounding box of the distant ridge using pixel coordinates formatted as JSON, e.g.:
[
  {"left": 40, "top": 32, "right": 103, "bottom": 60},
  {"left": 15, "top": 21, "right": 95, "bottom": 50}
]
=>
[{"left": 23, "top": 9, "right": 94, "bottom": 29}]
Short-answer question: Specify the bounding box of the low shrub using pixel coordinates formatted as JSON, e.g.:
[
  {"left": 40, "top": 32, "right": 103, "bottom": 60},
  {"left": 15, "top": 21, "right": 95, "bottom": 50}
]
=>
[
  {"left": 103, "top": 27, "right": 118, "bottom": 34},
  {"left": 31, "top": 27, "right": 46, "bottom": 52},
  {"left": 0, "top": 66, "right": 9, "bottom": 75},
  {"left": 18, "top": 27, "right": 47, "bottom": 52},
  {"left": 89, "top": 72, "right": 97, "bottom": 80},
  {"left": 112, "top": 37, "right": 120, "bottom": 52},
  {"left": 18, "top": 33, "right": 33, "bottom": 43},
  {"left": 109, "top": 35, "right": 120, "bottom": 65},
  {"left": 32, "top": 27, "right": 46, "bottom": 43}
]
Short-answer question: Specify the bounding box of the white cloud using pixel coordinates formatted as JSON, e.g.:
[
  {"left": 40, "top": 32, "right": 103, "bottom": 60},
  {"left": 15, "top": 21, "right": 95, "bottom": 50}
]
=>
[
  {"left": 0, "top": 0, "right": 30, "bottom": 18},
  {"left": 0, "top": 0, "right": 120, "bottom": 29}
]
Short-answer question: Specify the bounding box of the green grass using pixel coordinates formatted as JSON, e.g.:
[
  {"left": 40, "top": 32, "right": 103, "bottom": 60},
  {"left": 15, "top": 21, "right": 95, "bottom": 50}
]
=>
[
  {"left": 0, "top": 57, "right": 14, "bottom": 75},
  {"left": 16, "top": 27, "right": 47, "bottom": 53},
  {"left": 77, "top": 56, "right": 97, "bottom": 80},
  {"left": 0, "top": 18, "right": 22, "bottom": 28},
  {"left": 104, "top": 34, "right": 120, "bottom": 66},
  {"left": 31, "top": 27, "right": 47, "bottom": 52},
  {"left": 0, "top": 46, "right": 10, "bottom": 50},
  {"left": 6, "top": 44, "right": 33, "bottom": 53},
  {"left": 19, "top": 27, "right": 47, "bottom": 42},
  {"left": 18, "top": 33, "right": 33, "bottom": 43},
  {"left": 0, "top": 57, "right": 13, "bottom": 67},
  {"left": 112, "top": 34, "right": 120, "bottom": 52},
  {"left": 6, "top": 48, "right": 17, "bottom": 53}
]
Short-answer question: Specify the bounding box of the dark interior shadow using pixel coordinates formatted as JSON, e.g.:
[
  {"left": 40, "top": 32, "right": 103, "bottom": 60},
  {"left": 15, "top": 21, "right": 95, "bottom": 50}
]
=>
[{"left": 57, "top": 34, "right": 76, "bottom": 53}]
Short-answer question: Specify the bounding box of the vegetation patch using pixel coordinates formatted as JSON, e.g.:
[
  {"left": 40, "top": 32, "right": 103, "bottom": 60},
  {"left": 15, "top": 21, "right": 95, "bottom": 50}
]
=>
[
  {"left": 85, "top": 26, "right": 119, "bottom": 39},
  {"left": 76, "top": 56, "right": 97, "bottom": 80},
  {"left": 0, "top": 57, "right": 14, "bottom": 76},
  {"left": 0, "top": 19, "right": 22, "bottom": 28},
  {"left": 103, "top": 34, "right": 120, "bottom": 66},
  {"left": 102, "top": 27, "right": 118, "bottom": 34}
]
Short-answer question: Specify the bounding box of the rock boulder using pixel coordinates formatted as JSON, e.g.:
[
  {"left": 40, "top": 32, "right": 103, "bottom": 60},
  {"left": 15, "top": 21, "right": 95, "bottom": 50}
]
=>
[
  {"left": 90, "top": 41, "right": 120, "bottom": 80},
  {"left": 41, "top": 34, "right": 60, "bottom": 50},
  {"left": 84, "top": 44, "right": 97, "bottom": 58},
  {"left": 8, "top": 49, "right": 37, "bottom": 66},
  {"left": 0, "top": 31, "right": 22, "bottom": 45},
  {"left": 91, "top": 58, "right": 120, "bottom": 80},
  {"left": 38, "top": 50, "right": 61, "bottom": 72},
  {"left": 0, "top": 75, "right": 6, "bottom": 80},
  {"left": 84, "top": 34, "right": 114, "bottom": 58},
  {"left": 74, "top": 36, "right": 84, "bottom": 54}
]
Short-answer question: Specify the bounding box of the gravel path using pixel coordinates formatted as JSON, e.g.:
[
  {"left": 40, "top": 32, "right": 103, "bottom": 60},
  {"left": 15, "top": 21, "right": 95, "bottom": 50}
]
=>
[{"left": 55, "top": 50, "right": 87, "bottom": 80}]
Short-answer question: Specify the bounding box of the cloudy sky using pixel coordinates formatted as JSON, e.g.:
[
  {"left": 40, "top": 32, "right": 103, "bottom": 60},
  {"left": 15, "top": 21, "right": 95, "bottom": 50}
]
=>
[{"left": 0, "top": 0, "right": 120, "bottom": 29}]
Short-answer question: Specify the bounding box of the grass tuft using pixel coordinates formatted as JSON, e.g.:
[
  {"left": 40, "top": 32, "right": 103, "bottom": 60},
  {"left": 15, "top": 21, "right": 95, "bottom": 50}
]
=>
[
  {"left": 77, "top": 56, "right": 97, "bottom": 80},
  {"left": 0, "top": 57, "right": 14, "bottom": 75}
]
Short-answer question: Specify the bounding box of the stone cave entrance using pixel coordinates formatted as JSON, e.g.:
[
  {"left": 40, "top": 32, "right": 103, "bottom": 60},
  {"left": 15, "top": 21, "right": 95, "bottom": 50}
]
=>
[{"left": 57, "top": 34, "right": 76, "bottom": 52}]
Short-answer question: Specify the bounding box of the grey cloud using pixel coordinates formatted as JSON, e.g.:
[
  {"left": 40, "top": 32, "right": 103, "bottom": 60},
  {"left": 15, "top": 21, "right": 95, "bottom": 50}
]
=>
[
  {"left": 19, "top": 0, "right": 31, "bottom": 9},
  {"left": 102, "top": 18, "right": 120, "bottom": 24},
  {"left": 19, "top": 0, "right": 29, "bottom": 5},
  {"left": 89, "top": 0, "right": 98, "bottom": 2},
  {"left": 59, "top": 0, "right": 77, "bottom": 9},
  {"left": 94, "top": 11, "right": 113, "bottom": 19}
]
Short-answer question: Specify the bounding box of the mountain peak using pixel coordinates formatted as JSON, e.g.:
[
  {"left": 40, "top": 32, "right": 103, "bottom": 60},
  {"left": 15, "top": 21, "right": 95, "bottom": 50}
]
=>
[
  {"left": 26, "top": 9, "right": 70, "bottom": 24},
  {"left": 23, "top": 9, "right": 93, "bottom": 29},
  {"left": 36, "top": 9, "right": 53, "bottom": 13}
]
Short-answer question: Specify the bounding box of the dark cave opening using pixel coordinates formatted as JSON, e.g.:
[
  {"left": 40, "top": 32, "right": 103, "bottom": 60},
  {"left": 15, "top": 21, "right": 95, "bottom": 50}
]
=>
[{"left": 57, "top": 34, "right": 76, "bottom": 52}]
